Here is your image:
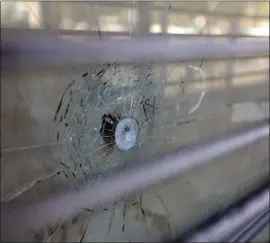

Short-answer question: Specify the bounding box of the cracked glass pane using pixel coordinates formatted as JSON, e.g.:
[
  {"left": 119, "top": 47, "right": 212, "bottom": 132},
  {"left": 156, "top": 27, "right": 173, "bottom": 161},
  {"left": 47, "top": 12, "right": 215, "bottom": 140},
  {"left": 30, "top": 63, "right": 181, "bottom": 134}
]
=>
[
  {"left": 1, "top": 2, "right": 269, "bottom": 242},
  {"left": 45, "top": 61, "right": 205, "bottom": 241},
  {"left": 54, "top": 62, "right": 206, "bottom": 187}
]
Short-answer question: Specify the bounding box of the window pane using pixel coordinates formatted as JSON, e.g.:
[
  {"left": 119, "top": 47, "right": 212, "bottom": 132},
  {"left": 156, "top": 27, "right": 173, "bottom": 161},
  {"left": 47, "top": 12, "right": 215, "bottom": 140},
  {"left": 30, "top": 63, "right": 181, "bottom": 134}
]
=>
[
  {"left": 214, "top": 2, "right": 245, "bottom": 15},
  {"left": 1, "top": 2, "right": 42, "bottom": 29},
  {"left": 170, "top": 2, "right": 208, "bottom": 12},
  {"left": 167, "top": 13, "right": 194, "bottom": 34},
  {"left": 243, "top": 2, "right": 270, "bottom": 17},
  {"left": 167, "top": 60, "right": 228, "bottom": 84},
  {"left": 95, "top": 5, "right": 136, "bottom": 32},
  {"left": 150, "top": 10, "right": 162, "bottom": 33},
  {"left": 150, "top": 2, "right": 167, "bottom": 8},
  {"left": 233, "top": 58, "right": 269, "bottom": 74}
]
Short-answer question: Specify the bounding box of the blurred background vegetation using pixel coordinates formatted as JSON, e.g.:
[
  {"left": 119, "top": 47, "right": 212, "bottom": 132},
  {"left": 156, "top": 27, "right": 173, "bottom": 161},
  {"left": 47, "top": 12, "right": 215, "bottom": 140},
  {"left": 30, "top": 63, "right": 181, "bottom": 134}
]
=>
[{"left": 1, "top": 1, "right": 269, "bottom": 36}]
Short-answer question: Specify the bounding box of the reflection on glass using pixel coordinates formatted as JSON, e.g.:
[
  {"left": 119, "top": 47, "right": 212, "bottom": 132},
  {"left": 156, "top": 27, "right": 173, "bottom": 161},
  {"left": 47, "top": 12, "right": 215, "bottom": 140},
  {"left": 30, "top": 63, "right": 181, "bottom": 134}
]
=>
[
  {"left": 1, "top": 1, "right": 41, "bottom": 29},
  {"left": 150, "top": 24, "right": 162, "bottom": 33},
  {"left": 234, "top": 58, "right": 269, "bottom": 74},
  {"left": 232, "top": 74, "right": 269, "bottom": 87}
]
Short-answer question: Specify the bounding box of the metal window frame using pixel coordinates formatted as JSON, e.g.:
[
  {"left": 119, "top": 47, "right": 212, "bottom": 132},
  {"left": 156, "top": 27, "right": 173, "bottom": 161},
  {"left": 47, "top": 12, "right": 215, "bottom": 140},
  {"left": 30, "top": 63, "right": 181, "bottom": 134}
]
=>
[{"left": 1, "top": 30, "right": 269, "bottom": 66}]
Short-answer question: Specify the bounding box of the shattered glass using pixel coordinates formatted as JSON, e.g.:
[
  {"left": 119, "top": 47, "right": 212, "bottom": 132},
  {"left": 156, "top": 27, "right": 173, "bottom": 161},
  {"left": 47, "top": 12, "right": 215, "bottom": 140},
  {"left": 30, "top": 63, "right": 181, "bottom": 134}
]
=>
[
  {"left": 2, "top": 2, "right": 269, "bottom": 242},
  {"left": 44, "top": 60, "right": 206, "bottom": 241},
  {"left": 2, "top": 59, "right": 206, "bottom": 241},
  {"left": 54, "top": 62, "right": 206, "bottom": 188}
]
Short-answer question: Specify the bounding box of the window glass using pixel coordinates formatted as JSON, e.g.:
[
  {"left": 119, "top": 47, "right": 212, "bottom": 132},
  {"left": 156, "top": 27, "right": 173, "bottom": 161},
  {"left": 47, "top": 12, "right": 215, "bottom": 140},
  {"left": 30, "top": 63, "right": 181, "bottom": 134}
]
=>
[{"left": 1, "top": 2, "right": 42, "bottom": 29}]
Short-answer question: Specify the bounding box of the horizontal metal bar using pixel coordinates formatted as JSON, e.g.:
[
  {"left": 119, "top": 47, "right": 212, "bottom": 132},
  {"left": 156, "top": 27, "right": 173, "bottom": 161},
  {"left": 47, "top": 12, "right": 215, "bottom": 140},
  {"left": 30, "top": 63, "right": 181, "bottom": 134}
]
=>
[
  {"left": 229, "top": 208, "right": 269, "bottom": 242},
  {"left": 185, "top": 187, "right": 270, "bottom": 242},
  {"left": 2, "top": 28, "right": 269, "bottom": 39},
  {"left": 1, "top": 31, "right": 269, "bottom": 65},
  {"left": 168, "top": 179, "right": 270, "bottom": 242},
  {"left": 1, "top": 120, "right": 269, "bottom": 241}
]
